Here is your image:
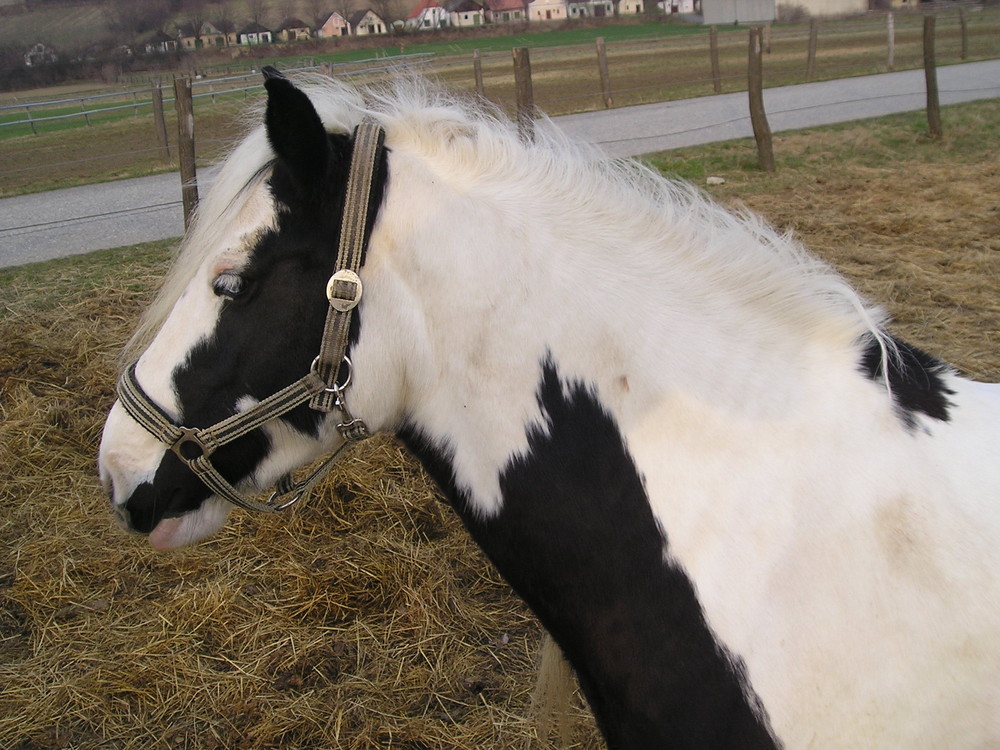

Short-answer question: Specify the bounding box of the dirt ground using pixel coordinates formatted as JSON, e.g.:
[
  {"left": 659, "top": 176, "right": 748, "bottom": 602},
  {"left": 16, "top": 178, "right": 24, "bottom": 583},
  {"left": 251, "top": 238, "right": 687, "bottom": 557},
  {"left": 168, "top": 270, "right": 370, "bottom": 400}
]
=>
[{"left": 0, "top": 106, "right": 998, "bottom": 749}]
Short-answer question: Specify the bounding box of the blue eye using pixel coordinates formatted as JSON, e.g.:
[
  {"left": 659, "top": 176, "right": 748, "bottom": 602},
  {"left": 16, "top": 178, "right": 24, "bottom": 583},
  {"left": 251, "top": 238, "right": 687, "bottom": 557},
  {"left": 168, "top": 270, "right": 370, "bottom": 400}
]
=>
[{"left": 213, "top": 271, "right": 246, "bottom": 299}]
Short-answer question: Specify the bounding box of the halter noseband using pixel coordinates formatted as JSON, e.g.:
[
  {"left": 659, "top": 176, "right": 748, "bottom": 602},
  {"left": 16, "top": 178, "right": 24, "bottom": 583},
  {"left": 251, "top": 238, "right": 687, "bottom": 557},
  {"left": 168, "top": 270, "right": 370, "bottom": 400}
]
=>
[{"left": 115, "top": 120, "right": 385, "bottom": 515}]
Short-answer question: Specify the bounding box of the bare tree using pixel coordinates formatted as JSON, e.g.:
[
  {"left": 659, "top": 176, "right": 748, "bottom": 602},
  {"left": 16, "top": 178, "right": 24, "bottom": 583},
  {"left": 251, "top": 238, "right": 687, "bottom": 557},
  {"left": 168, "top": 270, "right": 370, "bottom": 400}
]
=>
[
  {"left": 307, "top": 0, "right": 330, "bottom": 26},
  {"left": 213, "top": 2, "right": 236, "bottom": 34},
  {"left": 103, "top": 0, "right": 170, "bottom": 44},
  {"left": 247, "top": 0, "right": 268, "bottom": 24},
  {"left": 370, "top": 0, "right": 394, "bottom": 24}
]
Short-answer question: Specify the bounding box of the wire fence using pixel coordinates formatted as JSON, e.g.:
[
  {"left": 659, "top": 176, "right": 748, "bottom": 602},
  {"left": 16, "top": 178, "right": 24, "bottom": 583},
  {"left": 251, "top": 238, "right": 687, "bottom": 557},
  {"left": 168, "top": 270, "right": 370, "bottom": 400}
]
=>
[{"left": 0, "top": 8, "right": 996, "bottom": 198}]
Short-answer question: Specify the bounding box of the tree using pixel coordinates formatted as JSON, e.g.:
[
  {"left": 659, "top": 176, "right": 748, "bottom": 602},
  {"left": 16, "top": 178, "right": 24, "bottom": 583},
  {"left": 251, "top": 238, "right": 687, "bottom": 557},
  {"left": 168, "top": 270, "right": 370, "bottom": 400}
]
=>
[
  {"left": 213, "top": 2, "right": 236, "bottom": 34},
  {"left": 247, "top": 0, "right": 268, "bottom": 24},
  {"left": 307, "top": 0, "right": 331, "bottom": 26},
  {"left": 103, "top": 0, "right": 170, "bottom": 44}
]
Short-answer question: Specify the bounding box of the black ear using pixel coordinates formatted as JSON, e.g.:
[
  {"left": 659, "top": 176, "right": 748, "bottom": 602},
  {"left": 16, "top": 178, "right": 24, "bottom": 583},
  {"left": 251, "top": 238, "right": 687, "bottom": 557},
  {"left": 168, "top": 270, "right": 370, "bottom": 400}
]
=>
[{"left": 262, "top": 67, "right": 330, "bottom": 191}]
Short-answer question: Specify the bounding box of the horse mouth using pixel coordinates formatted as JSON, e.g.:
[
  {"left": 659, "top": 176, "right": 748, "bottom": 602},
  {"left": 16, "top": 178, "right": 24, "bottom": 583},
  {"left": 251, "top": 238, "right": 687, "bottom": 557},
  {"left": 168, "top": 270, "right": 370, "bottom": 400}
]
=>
[{"left": 148, "top": 516, "right": 187, "bottom": 551}]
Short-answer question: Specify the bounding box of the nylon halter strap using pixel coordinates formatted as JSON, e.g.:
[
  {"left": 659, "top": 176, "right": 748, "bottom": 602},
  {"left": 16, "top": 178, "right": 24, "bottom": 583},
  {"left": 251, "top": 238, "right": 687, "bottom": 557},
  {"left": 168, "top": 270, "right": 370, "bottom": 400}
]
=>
[{"left": 116, "top": 120, "right": 386, "bottom": 515}]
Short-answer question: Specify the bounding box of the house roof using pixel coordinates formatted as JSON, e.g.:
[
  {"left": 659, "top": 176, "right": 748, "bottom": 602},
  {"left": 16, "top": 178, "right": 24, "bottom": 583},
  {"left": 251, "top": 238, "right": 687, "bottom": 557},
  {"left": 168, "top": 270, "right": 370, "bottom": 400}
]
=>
[
  {"left": 177, "top": 21, "right": 225, "bottom": 37},
  {"left": 321, "top": 11, "right": 348, "bottom": 24},
  {"left": 348, "top": 8, "right": 384, "bottom": 25},
  {"left": 482, "top": 0, "right": 526, "bottom": 11},
  {"left": 238, "top": 21, "right": 272, "bottom": 34},
  {"left": 443, "top": 0, "right": 483, "bottom": 11},
  {"left": 407, "top": 0, "right": 443, "bottom": 20},
  {"left": 149, "top": 30, "right": 175, "bottom": 43},
  {"left": 277, "top": 17, "right": 310, "bottom": 31}
]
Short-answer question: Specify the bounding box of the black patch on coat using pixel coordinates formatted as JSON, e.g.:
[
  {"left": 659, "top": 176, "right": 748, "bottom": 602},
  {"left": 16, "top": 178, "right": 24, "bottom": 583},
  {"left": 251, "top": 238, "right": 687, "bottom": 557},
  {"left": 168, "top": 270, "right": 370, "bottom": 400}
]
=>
[
  {"left": 399, "top": 360, "right": 780, "bottom": 750},
  {"left": 122, "top": 83, "right": 388, "bottom": 535},
  {"left": 860, "top": 335, "right": 953, "bottom": 428}
]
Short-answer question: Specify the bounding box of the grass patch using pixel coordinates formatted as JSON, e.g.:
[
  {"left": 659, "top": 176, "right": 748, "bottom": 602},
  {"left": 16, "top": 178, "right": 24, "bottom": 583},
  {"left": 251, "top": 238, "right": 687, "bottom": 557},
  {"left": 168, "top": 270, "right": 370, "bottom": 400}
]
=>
[{"left": 0, "top": 240, "right": 176, "bottom": 319}]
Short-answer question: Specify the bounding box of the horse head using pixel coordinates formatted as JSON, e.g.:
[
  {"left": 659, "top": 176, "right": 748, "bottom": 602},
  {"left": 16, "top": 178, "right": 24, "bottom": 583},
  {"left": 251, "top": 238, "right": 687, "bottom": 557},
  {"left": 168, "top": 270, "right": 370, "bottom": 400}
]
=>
[{"left": 99, "top": 71, "right": 390, "bottom": 549}]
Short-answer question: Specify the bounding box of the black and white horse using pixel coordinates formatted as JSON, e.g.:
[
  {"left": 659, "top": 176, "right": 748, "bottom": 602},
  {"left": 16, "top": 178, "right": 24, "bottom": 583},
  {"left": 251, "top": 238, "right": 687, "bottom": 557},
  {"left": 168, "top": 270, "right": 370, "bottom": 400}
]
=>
[{"left": 99, "top": 71, "right": 1000, "bottom": 748}]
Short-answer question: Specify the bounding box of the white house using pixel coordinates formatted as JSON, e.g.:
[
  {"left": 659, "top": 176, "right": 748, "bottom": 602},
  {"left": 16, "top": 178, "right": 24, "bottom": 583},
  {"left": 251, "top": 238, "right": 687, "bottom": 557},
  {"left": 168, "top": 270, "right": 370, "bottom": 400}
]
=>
[
  {"left": 406, "top": 0, "right": 449, "bottom": 29},
  {"left": 530, "top": 0, "right": 567, "bottom": 21},
  {"left": 237, "top": 22, "right": 273, "bottom": 45},
  {"left": 349, "top": 9, "right": 388, "bottom": 35},
  {"left": 566, "top": 0, "right": 615, "bottom": 17},
  {"left": 444, "top": 0, "right": 486, "bottom": 26},
  {"left": 657, "top": 0, "right": 697, "bottom": 13},
  {"left": 618, "top": 0, "right": 648, "bottom": 13}
]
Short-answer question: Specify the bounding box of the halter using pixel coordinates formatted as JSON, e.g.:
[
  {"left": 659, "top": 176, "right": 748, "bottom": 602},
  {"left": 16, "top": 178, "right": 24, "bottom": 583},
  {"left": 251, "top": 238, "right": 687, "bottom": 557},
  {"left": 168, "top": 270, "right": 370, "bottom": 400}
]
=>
[{"left": 116, "top": 120, "right": 386, "bottom": 515}]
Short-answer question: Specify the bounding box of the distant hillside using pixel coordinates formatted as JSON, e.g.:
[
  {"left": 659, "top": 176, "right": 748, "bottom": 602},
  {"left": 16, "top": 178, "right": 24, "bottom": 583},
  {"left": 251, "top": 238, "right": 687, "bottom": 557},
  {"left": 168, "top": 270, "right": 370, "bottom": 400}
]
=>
[
  {"left": 0, "top": 3, "right": 109, "bottom": 49},
  {"left": 0, "top": 0, "right": 412, "bottom": 51}
]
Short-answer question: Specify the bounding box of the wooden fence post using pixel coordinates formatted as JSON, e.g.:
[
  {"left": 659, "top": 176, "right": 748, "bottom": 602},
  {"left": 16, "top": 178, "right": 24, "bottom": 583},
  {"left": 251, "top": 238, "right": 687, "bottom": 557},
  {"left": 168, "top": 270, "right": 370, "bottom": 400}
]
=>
[
  {"left": 748, "top": 27, "right": 775, "bottom": 172},
  {"left": 806, "top": 18, "right": 818, "bottom": 82},
  {"left": 709, "top": 25, "right": 722, "bottom": 94},
  {"left": 512, "top": 47, "right": 534, "bottom": 141},
  {"left": 923, "top": 15, "right": 943, "bottom": 139},
  {"left": 173, "top": 76, "right": 199, "bottom": 230},
  {"left": 151, "top": 81, "right": 171, "bottom": 164},
  {"left": 887, "top": 12, "right": 895, "bottom": 71},
  {"left": 958, "top": 8, "right": 968, "bottom": 61},
  {"left": 473, "top": 49, "right": 484, "bottom": 97},
  {"left": 596, "top": 37, "right": 613, "bottom": 108}
]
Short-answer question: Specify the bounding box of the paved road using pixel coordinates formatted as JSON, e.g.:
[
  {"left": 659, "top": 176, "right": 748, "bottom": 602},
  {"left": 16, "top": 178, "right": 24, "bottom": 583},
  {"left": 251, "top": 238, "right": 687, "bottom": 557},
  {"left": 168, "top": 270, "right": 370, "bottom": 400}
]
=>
[{"left": 2, "top": 59, "right": 998, "bottom": 269}]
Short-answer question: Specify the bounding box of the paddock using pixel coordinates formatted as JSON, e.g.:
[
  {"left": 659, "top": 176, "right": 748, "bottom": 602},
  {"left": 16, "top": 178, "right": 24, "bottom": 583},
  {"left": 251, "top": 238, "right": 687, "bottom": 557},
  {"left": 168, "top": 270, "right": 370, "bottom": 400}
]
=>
[{"left": 1, "top": 101, "right": 998, "bottom": 749}]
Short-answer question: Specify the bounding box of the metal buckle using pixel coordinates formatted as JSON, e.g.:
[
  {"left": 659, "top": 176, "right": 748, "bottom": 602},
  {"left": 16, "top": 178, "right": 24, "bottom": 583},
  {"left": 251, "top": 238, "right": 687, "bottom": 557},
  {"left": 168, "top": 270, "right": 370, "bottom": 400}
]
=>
[
  {"left": 326, "top": 269, "right": 363, "bottom": 312},
  {"left": 171, "top": 427, "right": 214, "bottom": 463}
]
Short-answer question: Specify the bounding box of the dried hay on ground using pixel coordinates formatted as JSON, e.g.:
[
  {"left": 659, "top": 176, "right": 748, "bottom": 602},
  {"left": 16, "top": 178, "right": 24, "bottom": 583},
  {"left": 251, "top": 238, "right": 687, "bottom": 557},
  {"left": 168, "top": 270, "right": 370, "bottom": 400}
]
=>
[{"left": 1, "top": 105, "right": 998, "bottom": 749}]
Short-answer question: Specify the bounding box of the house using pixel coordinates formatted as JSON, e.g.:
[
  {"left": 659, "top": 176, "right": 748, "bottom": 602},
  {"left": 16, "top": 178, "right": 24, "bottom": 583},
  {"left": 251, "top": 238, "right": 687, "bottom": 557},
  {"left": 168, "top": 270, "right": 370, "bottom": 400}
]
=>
[
  {"left": 482, "top": 0, "right": 527, "bottom": 23},
  {"left": 566, "top": 0, "right": 615, "bottom": 16},
  {"left": 656, "top": 0, "right": 697, "bottom": 13},
  {"left": 318, "top": 11, "right": 352, "bottom": 37},
  {"left": 618, "top": 0, "right": 647, "bottom": 13},
  {"left": 407, "top": 0, "right": 448, "bottom": 29},
  {"left": 144, "top": 30, "right": 179, "bottom": 54},
  {"left": 177, "top": 21, "right": 229, "bottom": 49},
  {"left": 444, "top": 0, "right": 485, "bottom": 27},
  {"left": 237, "top": 22, "right": 274, "bottom": 45},
  {"left": 529, "top": 0, "right": 567, "bottom": 21},
  {"left": 23, "top": 42, "right": 57, "bottom": 67},
  {"left": 276, "top": 17, "right": 312, "bottom": 42},
  {"left": 349, "top": 9, "right": 388, "bottom": 35}
]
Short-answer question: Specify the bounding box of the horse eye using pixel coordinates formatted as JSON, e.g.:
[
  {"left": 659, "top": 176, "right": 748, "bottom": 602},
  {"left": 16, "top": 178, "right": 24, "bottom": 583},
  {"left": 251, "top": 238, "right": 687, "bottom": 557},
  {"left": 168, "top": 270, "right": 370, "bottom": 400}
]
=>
[{"left": 212, "top": 271, "right": 245, "bottom": 299}]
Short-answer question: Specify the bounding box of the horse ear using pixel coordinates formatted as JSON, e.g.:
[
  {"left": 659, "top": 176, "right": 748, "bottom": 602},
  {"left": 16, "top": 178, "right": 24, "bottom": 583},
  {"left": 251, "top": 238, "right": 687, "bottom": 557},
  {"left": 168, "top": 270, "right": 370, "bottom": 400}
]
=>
[{"left": 262, "top": 67, "right": 329, "bottom": 190}]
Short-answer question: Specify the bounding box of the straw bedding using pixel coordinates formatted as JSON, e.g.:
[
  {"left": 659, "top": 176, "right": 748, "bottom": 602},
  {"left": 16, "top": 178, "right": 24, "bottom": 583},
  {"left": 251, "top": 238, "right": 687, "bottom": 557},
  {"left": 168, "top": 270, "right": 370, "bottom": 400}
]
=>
[{"left": 1, "top": 116, "right": 998, "bottom": 749}]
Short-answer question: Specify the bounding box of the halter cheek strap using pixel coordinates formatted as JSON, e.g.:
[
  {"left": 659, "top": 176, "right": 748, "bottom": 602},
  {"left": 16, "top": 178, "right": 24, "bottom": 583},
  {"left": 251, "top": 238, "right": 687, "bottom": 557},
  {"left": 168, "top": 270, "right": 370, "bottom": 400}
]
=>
[{"left": 115, "top": 120, "right": 385, "bottom": 515}]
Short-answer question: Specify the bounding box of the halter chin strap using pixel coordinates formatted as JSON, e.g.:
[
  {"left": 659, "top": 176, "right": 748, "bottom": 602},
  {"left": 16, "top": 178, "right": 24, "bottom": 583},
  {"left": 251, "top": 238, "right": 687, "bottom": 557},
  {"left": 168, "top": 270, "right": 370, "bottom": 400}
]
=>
[{"left": 115, "top": 120, "right": 385, "bottom": 515}]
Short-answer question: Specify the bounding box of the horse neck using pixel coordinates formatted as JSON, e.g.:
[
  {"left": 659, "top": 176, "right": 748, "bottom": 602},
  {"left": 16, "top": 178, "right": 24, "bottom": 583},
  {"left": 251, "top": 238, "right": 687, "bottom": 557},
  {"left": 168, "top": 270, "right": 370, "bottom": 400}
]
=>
[{"left": 367, "top": 146, "right": 870, "bottom": 513}]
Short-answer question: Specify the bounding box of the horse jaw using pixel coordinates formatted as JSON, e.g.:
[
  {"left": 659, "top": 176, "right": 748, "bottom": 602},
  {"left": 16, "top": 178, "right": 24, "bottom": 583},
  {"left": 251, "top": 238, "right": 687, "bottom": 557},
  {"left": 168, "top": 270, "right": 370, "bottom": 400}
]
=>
[{"left": 148, "top": 498, "right": 231, "bottom": 550}]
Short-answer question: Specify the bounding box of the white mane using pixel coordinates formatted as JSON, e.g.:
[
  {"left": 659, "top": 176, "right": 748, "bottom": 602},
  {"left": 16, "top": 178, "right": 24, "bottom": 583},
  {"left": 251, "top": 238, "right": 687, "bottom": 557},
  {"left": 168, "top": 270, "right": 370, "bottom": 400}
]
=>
[{"left": 128, "top": 75, "right": 889, "bottom": 371}]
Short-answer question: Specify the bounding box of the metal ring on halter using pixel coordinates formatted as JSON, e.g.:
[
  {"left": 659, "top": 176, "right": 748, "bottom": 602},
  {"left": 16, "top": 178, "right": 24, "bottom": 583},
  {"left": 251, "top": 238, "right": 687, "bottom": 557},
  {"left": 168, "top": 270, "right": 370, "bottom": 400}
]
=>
[{"left": 310, "top": 355, "right": 353, "bottom": 394}]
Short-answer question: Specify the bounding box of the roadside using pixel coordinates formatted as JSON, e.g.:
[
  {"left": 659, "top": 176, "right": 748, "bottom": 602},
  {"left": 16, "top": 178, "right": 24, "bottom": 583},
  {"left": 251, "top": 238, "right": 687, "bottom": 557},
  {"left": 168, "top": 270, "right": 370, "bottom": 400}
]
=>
[{"left": 1, "top": 58, "right": 999, "bottom": 269}]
